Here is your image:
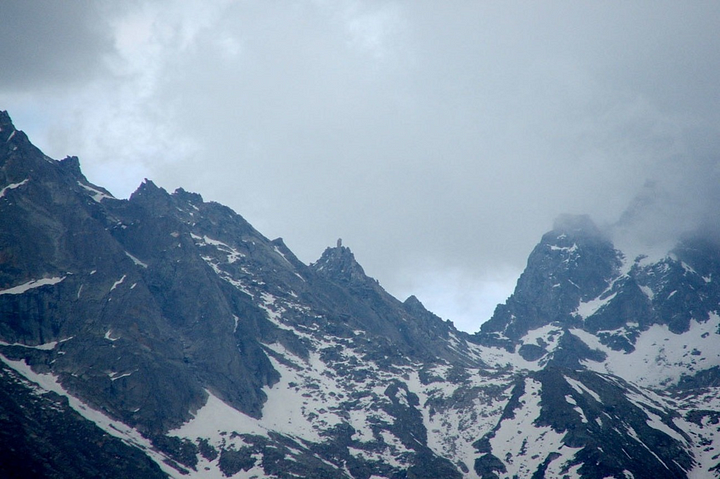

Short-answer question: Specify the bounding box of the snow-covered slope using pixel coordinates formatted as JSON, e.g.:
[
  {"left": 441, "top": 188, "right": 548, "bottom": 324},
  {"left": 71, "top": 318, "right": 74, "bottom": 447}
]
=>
[{"left": 3, "top": 109, "right": 720, "bottom": 478}]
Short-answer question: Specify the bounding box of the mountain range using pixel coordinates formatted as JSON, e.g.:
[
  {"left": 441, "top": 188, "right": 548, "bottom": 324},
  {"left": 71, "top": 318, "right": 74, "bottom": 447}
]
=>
[{"left": 2, "top": 109, "right": 720, "bottom": 478}]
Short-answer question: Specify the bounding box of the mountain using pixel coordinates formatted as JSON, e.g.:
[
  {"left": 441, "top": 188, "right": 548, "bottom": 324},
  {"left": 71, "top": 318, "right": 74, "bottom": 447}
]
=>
[{"left": 2, "top": 109, "right": 720, "bottom": 478}]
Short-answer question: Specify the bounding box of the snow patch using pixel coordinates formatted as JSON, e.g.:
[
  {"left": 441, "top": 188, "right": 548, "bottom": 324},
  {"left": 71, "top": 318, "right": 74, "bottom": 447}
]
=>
[
  {"left": 109, "top": 370, "right": 137, "bottom": 381},
  {"left": 194, "top": 234, "right": 245, "bottom": 263},
  {"left": 565, "top": 394, "right": 588, "bottom": 423},
  {"left": 104, "top": 330, "right": 119, "bottom": 342},
  {"left": 550, "top": 243, "right": 578, "bottom": 253},
  {"left": 169, "top": 391, "right": 266, "bottom": 444},
  {"left": 125, "top": 252, "right": 148, "bottom": 268},
  {"left": 577, "top": 291, "right": 618, "bottom": 319},
  {"left": 78, "top": 182, "right": 114, "bottom": 202},
  {"left": 639, "top": 284, "right": 654, "bottom": 300},
  {"left": 0, "top": 340, "right": 58, "bottom": 350},
  {"left": 474, "top": 343, "right": 543, "bottom": 371},
  {"left": 0, "top": 178, "right": 29, "bottom": 198},
  {"left": 110, "top": 275, "right": 126, "bottom": 291},
  {"left": 0, "top": 276, "right": 65, "bottom": 295},
  {"left": 520, "top": 324, "right": 563, "bottom": 354},
  {"left": 273, "top": 245, "right": 292, "bottom": 265},
  {"left": 405, "top": 368, "right": 511, "bottom": 474},
  {"left": 565, "top": 375, "right": 602, "bottom": 404}
]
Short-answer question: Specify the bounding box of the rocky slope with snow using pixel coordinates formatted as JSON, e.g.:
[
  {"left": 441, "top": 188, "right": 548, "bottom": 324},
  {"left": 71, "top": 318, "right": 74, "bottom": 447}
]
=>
[{"left": 2, "top": 109, "right": 720, "bottom": 478}]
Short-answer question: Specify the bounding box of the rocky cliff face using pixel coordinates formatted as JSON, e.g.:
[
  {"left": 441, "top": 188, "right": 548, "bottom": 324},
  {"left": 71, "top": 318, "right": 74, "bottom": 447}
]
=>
[
  {"left": 3, "top": 110, "right": 720, "bottom": 478},
  {"left": 479, "top": 214, "right": 623, "bottom": 347}
]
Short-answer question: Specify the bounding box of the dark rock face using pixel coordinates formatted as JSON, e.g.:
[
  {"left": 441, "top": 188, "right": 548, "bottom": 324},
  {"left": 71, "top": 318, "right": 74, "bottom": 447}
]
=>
[
  {"left": 0, "top": 362, "right": 167, "bottom": 479},
  {"left": 4, "top": 110, "right": 720, "bottom": 478},
  {"left": 533, "top": 368, "right": 692, "bottom": 479},
  {"left": 479, "top": 214, "right": 622, "bottom": 346},
  {"left": 0, "top": 115, "right": 279, "bottom": 432}
]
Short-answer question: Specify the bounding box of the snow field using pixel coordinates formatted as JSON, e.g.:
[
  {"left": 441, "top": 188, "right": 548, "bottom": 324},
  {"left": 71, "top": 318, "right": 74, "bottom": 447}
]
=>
[
  {"left": 573, "top": 312, "right": 720, "bottom": 388},
  {"left": 489, "top": 378, "right": 581, "bottom": 478},
  {"left": 681, "top": 387, "right": 720, "bottom": 478},
  {"left": 405, "top": 368, "right": 513, "bottom": 478}
]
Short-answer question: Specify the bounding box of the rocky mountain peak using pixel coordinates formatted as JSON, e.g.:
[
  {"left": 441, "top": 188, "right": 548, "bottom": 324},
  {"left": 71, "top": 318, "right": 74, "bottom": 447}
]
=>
[
  {"left": 1, "top": 111, "right": 34, "bottom": 163},
  {"left": 403, "top": 294, "right": 428, "bottom": 314},
  {"left": 310, "top": 241, "right": 377, "bottom": 287},
  {"left": 129, "top": 178, "right": 176, "bottom": 214},
  {"left": 131, "top": 178, "right": 167, "bottom": 199},
  {"left": 0, "top": 110, "right": 14, "bottom": 130},
  {"left": 172, "top": 187, "right": 204, "bottom": 206},
  {"left": 58, "top": 155, "right": 83, "bottom": 178},
  {"left": 478, "top": 214, "right": 622, "bottom": 345}
]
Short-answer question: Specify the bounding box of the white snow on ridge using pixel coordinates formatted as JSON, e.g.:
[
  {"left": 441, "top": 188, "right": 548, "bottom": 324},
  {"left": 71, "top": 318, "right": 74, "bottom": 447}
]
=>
[
  {"left": 681, "top": 261, "right": 698, "bottom": 276},
  {"left": 109, "top": 370, "right": 137, "bottom": 381},
  {"left": 680, "top": 387, "right": 720, "bottom": 478},
  {"left": 626, "top": 426, "right": 672, "bottom": 470},
  {"left": 474, "top": 343, "right": 544, "bottom": 371},
  {"left": 174, "top": 338, "right": 366, "bottom": 443},
  {"left": 639, "top": 284, "right": 654, "bottom": 300},
  {"left": 0, "top": 353, "right": 181, "bottom": 478},
  {"left": 259, "top": 348, "right": 343, "bottom": 442},
  {"left": 169, "top": 391, "right": 265, "bottom": 446},
  {"left": 0, "top": 178, "right": 29, "bottom": 198},
  {"left": 573, "top": 313, "right": 720, "bottom": 388},
  {"left": 623, "top": 388, "right": 688, "bottom": 446},
  {"left": 615, "top": 241, "right": 672, "bottom": 277},
  {"left": 125, "top": 251, "right": 148, "bottom": 268},
  {"left": 468, "top": 324, "right": 564, "bottom": 371},
  {"left": 110, "top": 275, "right": 126, "bottom": 291},
  {"left": 576, "top": 291, "right": 617, "bottom": 319},
  {"left": 201, "top": 255, "right": 253, "bottom": 295},
  {"left": 192, "top": 234, "right": 245, "bottom": 263},
  {"left": 489, "top": 377, "right": 581, "bottom": 477},
  {"left": 273, "top": 245, "right": 291, "bottom": 265},
  {"left": 565, "top": 395, "right": 588, "bottom": 423},
  {"left": 170, "top": 334, "right": 413, "bottom": 476},
  {"left": 405, "top": 368, "right": 512, "bottom": 476},
  {"left": 0, "top": 339, "right": 58, "bottom": 350},
  {"left": 378, "top": 431, "right": 412, "bottom": 468},
  {"left": 550, "top": 243, "right": 578, "bottom": 253},
  {"left": 565, "top": 376, "right": 602, "bottom": 403},
  {"left": 520, "top": 324, "right": 563, "bottom": 353},
  {"left": 78, "top": 182, "right": 114, "bottom": 202},
  {"left": 171, "top": 316, "right": 477, "bottom": 475},
  {"left": 0, "top": 276, "right": 65, "bottom": 295}
]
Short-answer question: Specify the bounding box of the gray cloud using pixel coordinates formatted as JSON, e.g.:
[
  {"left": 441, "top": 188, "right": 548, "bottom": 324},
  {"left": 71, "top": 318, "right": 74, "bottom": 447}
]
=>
[
  {"left": 2, "top": 1, "right": 720, "bottom": 331},
  {"left": 0, "top": 0, "right": 116, "bottom": 90},
  {"left": 612, "top": 127, "right": 720, "bottom": 258}
]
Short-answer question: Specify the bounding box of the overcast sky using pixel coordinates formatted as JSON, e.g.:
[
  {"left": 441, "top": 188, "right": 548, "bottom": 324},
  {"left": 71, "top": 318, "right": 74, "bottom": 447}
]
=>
[{"left": 2, "top": 1, "right": 719, "bottom": 332}]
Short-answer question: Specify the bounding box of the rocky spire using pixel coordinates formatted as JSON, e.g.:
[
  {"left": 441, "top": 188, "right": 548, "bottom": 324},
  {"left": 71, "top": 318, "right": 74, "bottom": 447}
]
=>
[
  {"left": 479, "top": 214, "right": 622, "bottom": 343},
  {"left": 0, "top": 110, "right": 14, "bottom": 130},
  {"left": 310, "top": 241, "right": 377, "bottom": 287}
]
